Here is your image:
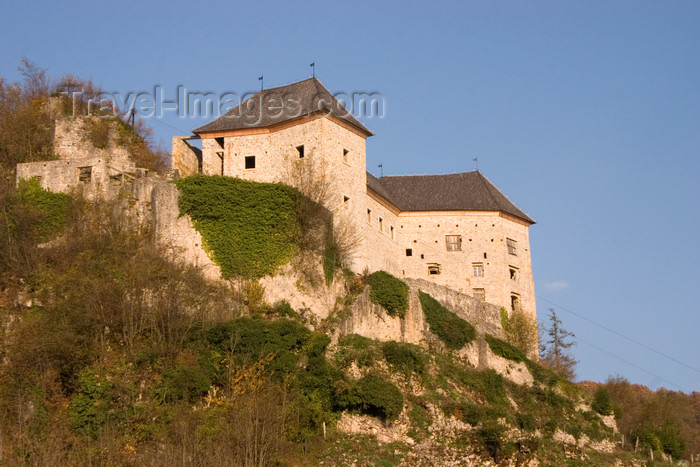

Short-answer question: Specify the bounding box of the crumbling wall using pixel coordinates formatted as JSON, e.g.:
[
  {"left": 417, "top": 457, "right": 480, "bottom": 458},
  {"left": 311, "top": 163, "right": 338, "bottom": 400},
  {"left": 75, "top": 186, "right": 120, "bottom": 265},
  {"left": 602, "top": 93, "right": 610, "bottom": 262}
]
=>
[
  {"left": 151, "top": 181, "right": 221, "bottom": 280},
  {"left": 171, "top": 136, "right": 201, "bottom": 177}
]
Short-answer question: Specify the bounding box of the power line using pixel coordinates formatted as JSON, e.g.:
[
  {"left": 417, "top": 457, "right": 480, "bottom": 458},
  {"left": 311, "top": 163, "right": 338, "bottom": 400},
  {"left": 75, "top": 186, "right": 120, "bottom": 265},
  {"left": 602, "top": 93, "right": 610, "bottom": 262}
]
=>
[
  {"left": 575, "top": 335, "right": 687, "bottom": 392},
  {"left": 537, "top": 295, "right": 700, "bottom": 375}
]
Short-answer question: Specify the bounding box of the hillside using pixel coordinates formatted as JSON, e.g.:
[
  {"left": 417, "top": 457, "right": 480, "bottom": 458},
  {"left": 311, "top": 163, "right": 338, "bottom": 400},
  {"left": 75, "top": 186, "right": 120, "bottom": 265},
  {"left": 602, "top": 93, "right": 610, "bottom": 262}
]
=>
[{"left": 0, "top": 66, "right": 694, "bottom": 465}]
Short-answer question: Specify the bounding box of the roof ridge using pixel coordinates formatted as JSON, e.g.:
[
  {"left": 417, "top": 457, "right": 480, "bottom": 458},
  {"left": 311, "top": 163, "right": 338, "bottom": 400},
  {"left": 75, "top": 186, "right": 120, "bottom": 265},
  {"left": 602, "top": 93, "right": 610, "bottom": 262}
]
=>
[{"left": 380, "top": 171, "right": 478, "bottom": 179}]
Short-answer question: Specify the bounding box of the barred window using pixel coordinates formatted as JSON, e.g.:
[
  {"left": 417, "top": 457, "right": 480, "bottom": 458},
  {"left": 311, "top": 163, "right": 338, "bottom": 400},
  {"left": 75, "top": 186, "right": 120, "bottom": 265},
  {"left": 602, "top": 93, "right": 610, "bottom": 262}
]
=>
[
  {"left": 446, "top": 235, "right": 462, "bottom": 251},
  {"left": 507, "top": 238, "right": 517, "bottom": 255}
]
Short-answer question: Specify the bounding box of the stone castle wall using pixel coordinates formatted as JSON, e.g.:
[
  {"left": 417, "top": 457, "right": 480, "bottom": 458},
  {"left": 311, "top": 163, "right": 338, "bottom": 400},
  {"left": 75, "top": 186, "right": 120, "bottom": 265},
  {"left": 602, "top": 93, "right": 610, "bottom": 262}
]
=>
[{"left": 172, "top": 114, "right": 537, "bottom": 321}]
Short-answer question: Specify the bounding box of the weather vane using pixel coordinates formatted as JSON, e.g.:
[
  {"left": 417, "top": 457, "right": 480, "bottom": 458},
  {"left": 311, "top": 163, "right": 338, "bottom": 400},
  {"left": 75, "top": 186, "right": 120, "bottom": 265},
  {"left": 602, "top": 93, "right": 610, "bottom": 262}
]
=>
[
  {"left": 310, "top": 62, "right": 315, "bottom": 78},
  {"left": 258, "top": 75, "right": 263, "bottom": 91}
]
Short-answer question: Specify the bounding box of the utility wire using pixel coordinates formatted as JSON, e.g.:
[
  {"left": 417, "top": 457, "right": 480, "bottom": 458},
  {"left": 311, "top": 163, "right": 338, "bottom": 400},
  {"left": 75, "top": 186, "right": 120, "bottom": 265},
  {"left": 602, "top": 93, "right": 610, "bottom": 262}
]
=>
[
  {"left": 537, "top": 295, "right": 700, "bottom": 375},
  {"left": 575, "top": 335, "right": 686, "bottom": 392}
]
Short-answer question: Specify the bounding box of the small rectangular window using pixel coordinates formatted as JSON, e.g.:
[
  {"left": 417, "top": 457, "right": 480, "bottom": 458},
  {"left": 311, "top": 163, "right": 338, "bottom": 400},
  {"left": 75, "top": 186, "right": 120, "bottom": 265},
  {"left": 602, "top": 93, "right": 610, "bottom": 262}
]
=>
[
  {"left": 446, "top": 235, "right": 462, "bottom": 251},
  {"left": 511, "top": 294, "right": 521, "bottom": 312},
  {"left": 507, "top": 238, "right": 517, "bottom": 256},
  {"left": 367, "top": 209, "right": 371, "bottom": 223},
  {"left": 79, "top": 166, "right": 92, "bottom": 183},
  {"left": 390, "top": 226, "right": 394, "bottom": 240},
  {"left": 245, "top": 156, "right": 256, "bottom": 169},
  {"left": 343, "top": 148, "right": 349, "bottom": 163},
  {"left": 379, "top": 217, "right": 383, "bottom": 232},
  {"left": 296, "top": 145, "right": 305, "bottom": 158},
  {"left": 509, "top": 266, "right": 519, "bottom": 281},
  {"left": 428, "top": 264, "right": 441, "bottom": 275},
  {"left": 473, "top": 263, "right": 484, "bottom": 277},
  {"left": 473, "top": 288, "right": 485, "bottom": 301},
  {"left": 405, "top": 248, "right": 413, "bottom": 256}
]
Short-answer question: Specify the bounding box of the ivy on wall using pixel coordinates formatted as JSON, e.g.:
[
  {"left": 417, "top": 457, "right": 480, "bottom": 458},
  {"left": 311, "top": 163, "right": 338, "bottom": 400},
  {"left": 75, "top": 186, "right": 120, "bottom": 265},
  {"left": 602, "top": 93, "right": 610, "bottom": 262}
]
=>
[
  {"left": 368, "top": 271, "right": 409, "bottom": 317},
  {"left": 418, "top": 291, "right": 476, "bottom": 349},
  {"left": 14, "top": 177, "right": 72, "bottom": 243},
  {"left": 175, "top": 175, "right": 301, "bottom": 279}
]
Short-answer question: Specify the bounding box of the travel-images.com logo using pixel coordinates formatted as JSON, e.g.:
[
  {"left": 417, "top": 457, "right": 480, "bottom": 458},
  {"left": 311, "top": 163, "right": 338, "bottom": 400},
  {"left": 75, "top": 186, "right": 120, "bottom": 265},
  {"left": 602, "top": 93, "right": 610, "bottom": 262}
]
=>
[{"left": 58, "top": 86, "right": 385, "bottom": 126}]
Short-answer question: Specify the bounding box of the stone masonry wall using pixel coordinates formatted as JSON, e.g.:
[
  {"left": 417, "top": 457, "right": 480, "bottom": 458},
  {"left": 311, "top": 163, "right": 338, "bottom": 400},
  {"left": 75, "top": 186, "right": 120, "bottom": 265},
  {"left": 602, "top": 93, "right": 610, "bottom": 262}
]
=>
[{"left": 171, "top": 136, "right": 200, "bottom": 177}]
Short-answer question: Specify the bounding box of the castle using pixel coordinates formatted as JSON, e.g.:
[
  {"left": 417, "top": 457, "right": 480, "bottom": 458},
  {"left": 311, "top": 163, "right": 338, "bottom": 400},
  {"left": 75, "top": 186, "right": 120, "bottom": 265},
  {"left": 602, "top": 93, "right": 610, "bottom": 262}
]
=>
[{"left": 172, "top": 78, "right": 537, "bottom": 320}]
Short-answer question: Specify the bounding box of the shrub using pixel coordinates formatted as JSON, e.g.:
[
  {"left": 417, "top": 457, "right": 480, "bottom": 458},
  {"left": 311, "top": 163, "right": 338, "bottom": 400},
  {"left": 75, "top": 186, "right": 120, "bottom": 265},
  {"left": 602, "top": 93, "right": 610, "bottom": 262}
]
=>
[
  {"left": 205, "top": 317, "right": 312, "bottom": 379},
  {"left": 69, "top": 369, "right": 113, "bottom": 438},
  {"left": 516, "top": 413, "right": 536, "bottom": 432},
  {"left": 418, "top": 291, "right": 476, "bottom": 349},
  {"left": 175, "top": 175, "right": 301, "bottom": 279},
  {"left": 485, "top": 334, "right": 526, "bottom": 363},
  {"left": 157, "top": 365, "right": 211, "bottom": 404},
  {"left": 354, "top": 374, "right": 404, "bottom": 421},
  {"left": 84, "top": 116, "right": 111, "bottom": 149},
  {"left": 591, "top": 386, "right": 613, "bottom": 416},
  {"left": 335, "top": 334, "right": 380, "bottom": 368},
  {"left": 368, "top": 271, "right": 409, "bottom": 317},
  {"left": 381, "top": 341, "right": 426, "bottom": 379},
  {"left": 14, "top": 177, "right": 72, "bottom": 242}
]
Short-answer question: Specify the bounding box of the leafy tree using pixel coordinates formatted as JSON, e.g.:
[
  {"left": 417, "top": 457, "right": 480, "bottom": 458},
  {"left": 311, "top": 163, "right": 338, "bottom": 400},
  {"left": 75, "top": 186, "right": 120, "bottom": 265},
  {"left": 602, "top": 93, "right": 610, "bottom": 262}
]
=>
[
  {"left": 592, "top": 386, "right": 613, "bottom": 416},
  {"left": 540, "top": 308, "right": 577, "bottom": 380}
]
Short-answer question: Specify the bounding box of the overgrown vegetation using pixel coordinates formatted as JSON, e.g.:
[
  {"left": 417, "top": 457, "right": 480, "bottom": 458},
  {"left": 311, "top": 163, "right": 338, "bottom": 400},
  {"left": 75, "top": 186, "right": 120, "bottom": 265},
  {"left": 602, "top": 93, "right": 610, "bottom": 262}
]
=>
[
  {"left": 175, "top": 175, "right": 303, "bottom": 279},
  {"left": 368, "top": 270, "right": 409, "bottom": 317},
  {"left": 10, "top": 177, "right": 71, "bottom": 242},
  {"left": 589, "top": 375, "right": 699, "bottom": 462},
  {"left": 418, "top": 290, "right": 476, "bottom": 349},
  {"left": 500, "top": 306, "right": 538, "bottom": 358}
]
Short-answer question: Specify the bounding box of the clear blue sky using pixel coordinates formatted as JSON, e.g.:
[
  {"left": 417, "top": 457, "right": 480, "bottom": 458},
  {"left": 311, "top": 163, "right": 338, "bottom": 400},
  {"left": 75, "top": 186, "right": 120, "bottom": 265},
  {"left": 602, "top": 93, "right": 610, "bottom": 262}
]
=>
[{"left": 2, "top": 1, "right": 698, "bottom": 392}]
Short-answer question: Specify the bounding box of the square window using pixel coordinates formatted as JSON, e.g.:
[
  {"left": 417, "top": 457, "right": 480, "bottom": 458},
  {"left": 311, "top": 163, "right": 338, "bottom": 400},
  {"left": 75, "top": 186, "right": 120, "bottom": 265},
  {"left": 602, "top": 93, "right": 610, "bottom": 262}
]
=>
[
  {"left": 507, "top": 238, "right": 517, "bottom": 255},
  {"left": 296, "top": 145, "right": 305, "bottom": 158},
  {"left": 473, "top": 288, "right": 485, "bottom": 301},
  {"left": 79, "top": 166, "right": 92, "bottom": 182},
  {"left": 406, "top": 248, "right": 413, "bottom": 256},
  {"left": 473, "top": 263, "right": 484, "bottom": 277},
  {"left": 245, "top": 156, "right": 256, "bottom": 169},
  {"left": 446, "top": 235, "right": 462, "bottom": 251}
]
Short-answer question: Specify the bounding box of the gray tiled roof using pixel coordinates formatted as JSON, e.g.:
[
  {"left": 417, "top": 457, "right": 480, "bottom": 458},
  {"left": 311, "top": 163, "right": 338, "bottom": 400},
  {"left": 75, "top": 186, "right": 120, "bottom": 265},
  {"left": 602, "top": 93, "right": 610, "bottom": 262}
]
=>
[
  {"left": 367, "top": 171, "right": 535, "bottom": 224},
  {"left": 194, "top": 78, "right": 373, "bottom": 136}
]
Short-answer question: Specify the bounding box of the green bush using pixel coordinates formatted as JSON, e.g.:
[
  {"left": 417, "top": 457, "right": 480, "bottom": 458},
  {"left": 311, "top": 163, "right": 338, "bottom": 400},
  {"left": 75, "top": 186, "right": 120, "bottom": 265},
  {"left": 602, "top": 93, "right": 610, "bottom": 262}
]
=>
[
  {"left": 205, "top": 317, "right": 313, "bottom": 379},
  {"left": 15, "top": 177, "right": 72, "bottom": 242},
  {"left": 354, "top": 374, "right": 404, "bottom": 421},
  {"left": 175, "top": 175, "right": 301, "bottom": 278},
  {"left": 516, "top": 413, "right": 536, "bottom": 432},
  {"left": 157, "top": 365, "right": 211, "bottom": 404},
  {"left": 591, "top": 386, "right": 613, "bottom": 416},
  {"left": 418, "top": 291, "right": 475, "bottom": 349},
  {"left": 368, "top": 271, "right": 409, "bottom": 317},
  {"left": 485, "top": 334, "right": 526, "bottom": 363},
  {"left": 335, "top": 334, "right": 380, "bottom": 368},
  {"left": 381, "top": 341, "right": 426, "bottom": 379},
  {"left": 69, "top": 369, "right": 113, "bottom": 438}
]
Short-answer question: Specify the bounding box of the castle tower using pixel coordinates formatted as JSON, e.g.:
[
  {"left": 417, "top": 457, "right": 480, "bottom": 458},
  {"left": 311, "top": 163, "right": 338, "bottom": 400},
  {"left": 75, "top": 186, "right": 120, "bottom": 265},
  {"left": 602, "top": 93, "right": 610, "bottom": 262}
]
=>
[{"left": 173, "top": 78, "right": 374, "bottom": 271}]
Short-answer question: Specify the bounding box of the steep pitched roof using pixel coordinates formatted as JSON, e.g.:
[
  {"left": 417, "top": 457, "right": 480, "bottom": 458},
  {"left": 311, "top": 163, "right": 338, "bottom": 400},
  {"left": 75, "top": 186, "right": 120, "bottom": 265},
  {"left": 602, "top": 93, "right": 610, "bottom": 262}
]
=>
[
  {"left": 368, "top": 171, "right": 535, "bottom": 224},
  {"left": 194, "top": 78, "right": 373, "bottom": 136}
]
